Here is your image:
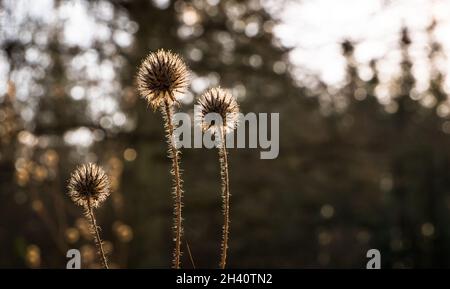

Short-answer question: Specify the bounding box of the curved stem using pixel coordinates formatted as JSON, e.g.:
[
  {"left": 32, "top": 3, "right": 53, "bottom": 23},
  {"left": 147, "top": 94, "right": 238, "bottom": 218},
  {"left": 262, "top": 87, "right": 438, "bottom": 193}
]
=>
[
  {"left": 218, "top": 127, "right": 230, "bottom": 269},
  {"left": 162, "top": 101, "right": 183, "bottom": 269},
  {"left": 87, "top": 199, "right": 109, "bottom": 269}
]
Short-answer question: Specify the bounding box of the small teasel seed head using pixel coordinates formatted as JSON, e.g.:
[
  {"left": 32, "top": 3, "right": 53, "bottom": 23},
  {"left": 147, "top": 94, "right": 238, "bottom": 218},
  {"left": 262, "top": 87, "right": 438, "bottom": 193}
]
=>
[
  {"left": 67, "top": 163, "right": 111, "bottom": 209},
  {"left": 136, "top": 49, "right": 190, "bottom": 109},
  {"left": 197, "top": 87, "right": 239, "bottom": 134}
]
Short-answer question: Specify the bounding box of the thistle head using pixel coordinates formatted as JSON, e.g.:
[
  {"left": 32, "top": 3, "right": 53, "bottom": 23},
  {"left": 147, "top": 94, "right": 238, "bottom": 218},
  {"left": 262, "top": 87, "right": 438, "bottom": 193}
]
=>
[
  {"left": 67, "top": 163, "right": 111, "bottom": 209},
  {"left": 197, "top": 87, "right": 239, "bottom": 134},
  {"left": 136, "top": 49, "right": 190, "bottom": 109}
]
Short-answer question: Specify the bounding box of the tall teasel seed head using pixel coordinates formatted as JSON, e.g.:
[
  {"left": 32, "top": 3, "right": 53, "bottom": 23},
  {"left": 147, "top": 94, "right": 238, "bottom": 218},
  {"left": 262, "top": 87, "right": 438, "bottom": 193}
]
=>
[
  {"left": 197, "top": 87, "right": 240, "bottom": 134},
  {"left": 67, "top": 163, "right": 111, "bottom": 209},
  {"left": 136, "top": 49, "right": 190, "bottom": 109}
]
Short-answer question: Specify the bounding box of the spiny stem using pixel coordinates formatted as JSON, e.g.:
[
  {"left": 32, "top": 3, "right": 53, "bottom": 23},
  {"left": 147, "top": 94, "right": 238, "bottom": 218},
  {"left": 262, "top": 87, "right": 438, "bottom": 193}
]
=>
[
  {"left": 87, "top": 199, "right": 109, "bottom": 269},
  {"left": 162, "top": 100, "right": 183, "bottom": 269},
  {"left": 218, "top": 126, "right": 230, "bottom": 269}
]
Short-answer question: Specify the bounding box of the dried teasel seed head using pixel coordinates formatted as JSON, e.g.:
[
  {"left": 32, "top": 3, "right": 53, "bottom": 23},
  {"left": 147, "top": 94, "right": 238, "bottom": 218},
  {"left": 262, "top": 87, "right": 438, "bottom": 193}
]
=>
[
  {"left": 136, "top": 49, "right": 190, "bottom": 109},
  {"left": 67, "top": 163, "right": 111, "bottom": 209},
  {"left": 197, "top": 87, "right": 240, "bottom": 134}
]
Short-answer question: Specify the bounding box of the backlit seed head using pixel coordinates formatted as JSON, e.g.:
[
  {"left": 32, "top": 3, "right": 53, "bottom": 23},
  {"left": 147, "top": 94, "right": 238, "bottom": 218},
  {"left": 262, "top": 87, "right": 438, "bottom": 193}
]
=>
[
  {"left": 197, "top": 87, "right": 239, "bottom": 134},
  {"left": 136, "top": 49, "right": 190, "bottom": 109},
  {"left": 67, "top": 163, "right": 110, "bottom": 209}
]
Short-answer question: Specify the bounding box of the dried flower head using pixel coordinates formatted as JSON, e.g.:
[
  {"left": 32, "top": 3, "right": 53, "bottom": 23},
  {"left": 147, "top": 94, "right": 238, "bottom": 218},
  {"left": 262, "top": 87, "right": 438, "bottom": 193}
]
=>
[
  {"left": 197, "top": 87, "right": 239, "bottom": 134},
  {"left": 136, "top": 49, "right": 190, "bottom": 109},
  {"left": 68, "top": 163, "right": 111, "bottom": 208}
]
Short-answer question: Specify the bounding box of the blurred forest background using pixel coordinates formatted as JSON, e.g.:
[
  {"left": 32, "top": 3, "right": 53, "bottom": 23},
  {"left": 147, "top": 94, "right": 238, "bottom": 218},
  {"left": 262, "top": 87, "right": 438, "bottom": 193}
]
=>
[{"left": 1, "top": 0, "right": 450, "bottom": 268}]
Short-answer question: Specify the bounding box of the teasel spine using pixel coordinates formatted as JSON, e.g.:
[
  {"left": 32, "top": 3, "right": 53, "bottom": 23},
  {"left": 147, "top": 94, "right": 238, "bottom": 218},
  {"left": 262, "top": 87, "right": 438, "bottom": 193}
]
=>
[
  {"left": 218, "top": 125, "right": 230, "bottom": 269},
  {"left": 161, "top": 98, "right": 184, "bottom": 269},
  {"left": 85, "top": 197, "right": 109, "bottom": 269}
]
